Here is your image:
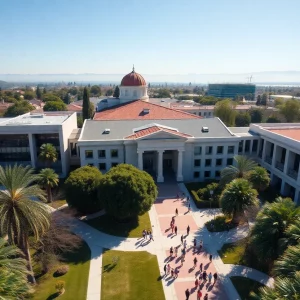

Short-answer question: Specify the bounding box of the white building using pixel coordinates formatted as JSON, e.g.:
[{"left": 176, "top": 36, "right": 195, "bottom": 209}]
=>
[{"left": 1, "top": 69, "right": 300, "bottom": 205}]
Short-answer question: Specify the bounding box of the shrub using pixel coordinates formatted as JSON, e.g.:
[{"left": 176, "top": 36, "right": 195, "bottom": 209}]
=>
[
  {"left": 65, "top": 166, "right": 102, "bottom": 214},
  {"left": 54, "top": 265, "right": 69, "bottom": 276},
  {"left": 205, "top": 215, "right": 237, "bottom": 232},
  {"left": 98, "top": 164, "right": 157, "bottom": 220},
  {"left": 55, "top": 280, "right": 65, "bottom": 294}
]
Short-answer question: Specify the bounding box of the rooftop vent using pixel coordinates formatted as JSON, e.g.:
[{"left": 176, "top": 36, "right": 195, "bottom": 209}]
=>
[
  {"left": 202, "top": 126, "right": 209, "bottom": 133},
  {"left": 143, "top": 108, "right": 150, "bottom": 114},
  {"left": 103, "top": 128, "right": 110, "bottom": 134}
]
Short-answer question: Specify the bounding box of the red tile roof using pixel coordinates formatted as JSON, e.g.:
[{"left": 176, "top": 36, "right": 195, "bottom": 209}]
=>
[
  {"left": 267, "top": 128, "right": 300, "bottom": 142},
  {"left": 93, "top": 100, "right": 202, "bottom": 120},
  {"left": 67, "top": 103, "right": 82, "bottom": 112},
  {"left": 125, "top": 125, "right": 192, "bottom": 139}
]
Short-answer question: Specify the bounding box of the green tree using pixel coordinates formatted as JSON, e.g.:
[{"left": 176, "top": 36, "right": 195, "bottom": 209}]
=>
[
  {"left": 261, "top": 93, "right": 268, "bottom": 106},
  {"left": 249, "top": 197, "right": 300, "bottom": 262},
  {"left": 0, "top": 238, "right": 32, "bottom": 299},
  {"left": 220, "top": 178, "right": 258, "bottom": 223},
  {"left": 214, "top": 99, "right": 237, "bottom": 126},
  {"left": 156, "top": 88, "right": 171, "bottom": 98},
  {"left": 113, "top": 85, "right": 120, "bottom": 98},
  {"left": 44, "top": 100, "right": 67, "bottom": 111},
  {"left": 24, "top": 90, "right": 35, "bottom": 100},
  {"left": 65, "top": 166, "right": 102, "bottom": 214},
  {"left": 235, "top": 112, "right": 251, "bottom": 127},
  {"left": 98, "top": 164, "right": 158, "bottom": 220},
  {"left": 274, "top": 98, "right": 284, "bottom": 107},
  {"left": 90, "top": 85, "right": 102, "bottom": 96},
  {"left": 39, "top": 168, "right": 59, "bottom": 203},
  {"left": 221, "top": 155, "right": 257, "bottom": 184},
  {"left": 0, "top": 165, "right": 51, "bottom": 283},
  {"left": 39, "top": 143, "right": 58, "bottom": 167},
  {"left": 286, "top": 219, "right": 300, "bottom": 245},
  {"left": 248, "top": 166, "right": 270, "bottom": 191},
  {"left": 266, "top": 114, "right": 281, "bottom": 123},
  {"left": 279, "top": 99, "right": 300, "bottom": 122},
  {"left": 256, "top": 94, "right": 261, "bottom": 106},
  {"left": 82, "top": 87, "right": 91, "bottom": 120},
  {"left": 77, "top": 115, "right": 83, "bottom": 128},
  {"left": 36, "top": 86, "right": 42, "bottom": 99},
  {"left": 106, "top": 88, "right": 114, "bottom": 96},
  {"left": 42, "top": 94, "right": 62, "bottom": 102},
  {"left": 250, "top": 108, "right": 263, "bottom": 123},
  {"left": 4, "top": 101, "right": 34, "bottom": 117},
  {"left": 63, "top": 93, "right": 70, "bottom": 104},
  {"left": 43, "top": 87, "right": 47, "bottom": 94}
]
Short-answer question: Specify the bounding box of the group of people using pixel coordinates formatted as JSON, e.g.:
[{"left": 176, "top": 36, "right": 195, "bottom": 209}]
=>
[
  {"left": 142, "top": 229, "right": 154, "bottom": 241},
  {"left": 170, "top": 216, "right": 178, "bottom": 235},
  {"left": 185, "top": 288, "right": 209, "bottom": 300}
]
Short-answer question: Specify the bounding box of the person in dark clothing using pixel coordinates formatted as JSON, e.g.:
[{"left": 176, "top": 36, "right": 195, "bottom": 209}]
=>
[
  {"left": 175, "top": 208, "right": 178, "bottom": 216},
  {"left": 187, "top": 225, "right": 190, "bottom": 235},
  {"left": 204, "top": 294, "right": 208, "bottom": 300},
  {"left": 213, "top": 272, "right": 218, "bottom": 284},
  {"left": 174, "top": 226, "right": 178, "bottom": 235},
  {"left": 185, "top": 288, "right": 190, "bottom": 300},
  {"left": 181, "top": 234, "right": 184, "bottom": 244},
  {"left": 209, "top": 254, "right": 213, "bottom": 262}
]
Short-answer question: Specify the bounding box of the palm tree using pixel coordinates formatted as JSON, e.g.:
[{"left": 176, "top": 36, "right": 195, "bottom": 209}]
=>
[
  {"left": 251, "top": 271, "right": 300, "bottom": 300},
  {"left": 274, "top": 244, "right": 300, "bottom": 277},
  {"left": 39, "top": 168, "right": 59, "bottom": 203},
  {"left": 221, "top": 155, "right": 257, "bottom": 184},
  {"left": 286, "top": 218, "right": 300, "bottom": 245},
  {"left": 248, "top": 166, "right": 270, "bottom": 192},
  {"left": 0, "top": 238, "right": 32, "bottom": 299},
  {"left": 220, "top": 178, "right": 258, "bottom": 223},
  {"left": 39, "top": 143, "right": 58, "bottom": 167},
  {"left": 0, "top": 165, "right": 51, "bottom": 283},
  {"left": 249, "top": 197, "right": 300, "bottom": 263}
]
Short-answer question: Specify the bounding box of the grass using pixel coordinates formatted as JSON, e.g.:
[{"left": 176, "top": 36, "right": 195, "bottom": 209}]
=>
[
  {"left": 85, "top": 211, "right": 151, "bottom": 238},
  {"left": 33, "top": 241, "right": 91, "bottom": 300},
  {"left": 218, "top": 238, "right": 269, "bottom": 274},
  {"left": 101, "top": 249, "right": 165, "bottom": 300},
  {"left": 48, "top": 199, "right": 67, "bottom": 209},
  {"left": 231, "top": 276, "right": 265, "bottom": 300}
]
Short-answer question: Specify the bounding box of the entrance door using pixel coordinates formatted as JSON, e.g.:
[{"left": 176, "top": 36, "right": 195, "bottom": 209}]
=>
[{"left": 163, "top": 159, "right": 172, "bottom": 169}]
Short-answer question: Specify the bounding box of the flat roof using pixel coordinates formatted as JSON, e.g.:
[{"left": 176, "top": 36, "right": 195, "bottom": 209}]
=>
[
  {"left": 0, "top": 112, "right": 73, "bottom": 126},
  {"left": 266, "top": 128, "right": 300, "bottom": 142},
  {"left": 80, "top": 117, "right": 236, "bottom": 141},
  {"left": 228, "top": 127, "right": 254, "bottom": 137}
]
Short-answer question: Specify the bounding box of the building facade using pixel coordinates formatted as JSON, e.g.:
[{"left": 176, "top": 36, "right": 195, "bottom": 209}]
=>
[{"left": 207, "top": 83, "right": 256, "bottom": 99}]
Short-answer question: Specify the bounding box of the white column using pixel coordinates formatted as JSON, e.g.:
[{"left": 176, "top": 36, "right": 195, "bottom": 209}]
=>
[
  {"left": 283, "top": 150, "right": 290, "bottom": 174},
  {"left": 295, "top": 189, "right": 300, "bottom": 205},
  {"left": 249, "top": 140, "right": 253, "bottom": 155},
  {"left": 157, "top": 150, "right": 164, "bottom": 183},
  {"left": 28, "top": 133, "right": 37, "bottom": 168},
  {"left": 280, "top": 180, "right": 286, "bottom": 195},
  {"left": 138, "top": 150, "right": 143, "bottom": 170},
  {"left": 242, "top": 140, "right": 246, "bottom": 154},
  {"left": 297, "top": 161, "right": 300, "bottom": 183},
  {"left": 177, "top": 150, "right": 184, "bottom": 182},
  {"left": 272, "top": 145, "right": 277, "bottom": 167},
  {"left": 262, "top": 139, "right": 267, "bottom": 161}
]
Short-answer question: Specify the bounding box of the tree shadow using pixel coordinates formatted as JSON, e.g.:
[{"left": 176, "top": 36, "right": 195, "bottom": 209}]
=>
[
  {"left": 46, "top": 292, "right": 60, "bottom": 300},
  {"left": 157, "top": 274, "right": 164, "bottom": 281},
  {"left": 102, "top": 263, "right": 116, "bottom": 273}
]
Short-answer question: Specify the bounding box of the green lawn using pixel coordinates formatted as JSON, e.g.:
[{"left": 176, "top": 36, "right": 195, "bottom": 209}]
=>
[
  {"left": 218, "top": 239, "right": 269, "bottom": 274},
  {"left": 49, "top": 199, "right": 67, "bottom": 209},
  {"left": 101, "top": 250, "right": 165, "bottom": 300},
  {"left": 231, "top": 276, "right": 265, "bottom": 300},
  {"left": 33, "top": 241, "right": 91, "bottom": 300},
  {"left": 85, "top": 212, "right": 151, "bottom": 238}
]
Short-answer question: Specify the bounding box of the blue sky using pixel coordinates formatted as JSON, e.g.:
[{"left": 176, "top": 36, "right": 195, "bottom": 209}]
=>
[{"left": 0, "top": 0, "right": 300, "bottom": 75}]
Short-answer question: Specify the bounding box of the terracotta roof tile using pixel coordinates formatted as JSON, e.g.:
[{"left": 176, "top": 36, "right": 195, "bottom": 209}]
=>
[
  {"left": 267, "top": 128, "right": 300, "bottom": 142},
  {"left": 93, "top": 100, "right": 202, "bottom": 121}
]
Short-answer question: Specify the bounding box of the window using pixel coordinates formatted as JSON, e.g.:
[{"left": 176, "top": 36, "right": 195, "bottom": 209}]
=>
[
  {"left": 228, "top": 146, "right": 234, "bottom": 154},
  {"left": 111, "top": 162, "right": 118, "bottom": 168},
  {"left": 194, "top": 171, "right": 200, "bottom": 178},
  {"left": 215, "top": 170, "right": 221, "bottom": 177},
  {"left": 227, "top": 158, "right": 233, "bottom": 165},
  {"left": 205, "top": 159, "right": 211, "bottom": 167},
  {"left": 85, "top": 150, "right": 93, "bottom": 159},
  {"left": 194, "top": 146, "right": 202, "bottom": 155},
  {"left": 217, "top": 146, "right": 223, "bottom": 154},
  {"left": 199, "top": 112, "right": 201, "bottom": 116},
  {"left": 216, "top": 159, "right": 222, "bottom": 166},
  {"left": 111, "top": 149, "right": 118, "bottom": 158},
  {"left": 206, "top": 146, "right": 212, "bottom": 155},
  {"left": 99, "top": 163, "right": 106, "bottom": 170},
  {"left": 252, "top": 140, "right": 258, "bottom": 152},
  {"left": 238, "top": 141, "right": 244, "bottom": 153},
  {"left": 70, "top": 143, "right": 77, "bottom": 156},
  {"left": 194, "top": 159, "right": 201, "bottom": 167},
  {"left": 205, "top": 171, "right": 210, "bottom": 178},
  {"left": 98, "top": 150, "right": 106, "bottom": 158},
  {"left": 204, "top": 112, "right": 207, "bottom": 116},
  {"left": 245, "top": 140, "right": 251, "bottom": 152}
]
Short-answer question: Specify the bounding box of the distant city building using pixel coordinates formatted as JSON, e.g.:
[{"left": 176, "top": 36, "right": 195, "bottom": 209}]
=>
[{"left": 207, "top": 83, "right": 256, "bottom": 99}]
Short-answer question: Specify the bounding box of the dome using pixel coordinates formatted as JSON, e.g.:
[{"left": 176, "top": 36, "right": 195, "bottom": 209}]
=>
[{"left": 121, "top": 67, "right": 147, "bottom": 86}]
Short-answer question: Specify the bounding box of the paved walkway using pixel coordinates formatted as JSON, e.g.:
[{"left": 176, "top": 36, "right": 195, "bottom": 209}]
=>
[{"left": 53, "top": 180, "right": 274, "bottom": 300}]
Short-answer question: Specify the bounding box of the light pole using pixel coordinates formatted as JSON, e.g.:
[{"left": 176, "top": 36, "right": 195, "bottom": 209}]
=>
[{"left": 210, "top": 190, "right": 215, "bottom": 220}]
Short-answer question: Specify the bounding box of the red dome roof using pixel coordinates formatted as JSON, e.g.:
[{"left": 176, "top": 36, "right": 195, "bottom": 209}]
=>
[{"left": 121, "top": 68, "right": 147, "bottom": 86}]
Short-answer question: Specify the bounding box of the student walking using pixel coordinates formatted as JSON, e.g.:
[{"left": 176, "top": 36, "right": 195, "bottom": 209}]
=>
[
  {"left": 193, "top": 257, "right": 198, "bottom": 268},
  {"left": 208, "top": 272, "right": 212, "bottom": 283},
  {"left": 171, "top": 268, "right": 174, "bottom": 278},
  {"left": 170, "top": 246, "right": 174, "bottom": 257},
  {"left": 142, "top": 229, "right": 146, "bottom": 239},
  {"left": 183, "top": 239, "right": 187, "bottom": 249},
  {"left": 175, "top": 208, "right": 178, "bottom": 216},
  {"left": 163, "top": 264, "right": 167, "bottom": 275},
  {"left": 188, "top": 203, "right": 191, "bottom": 212},
  {"left": 197, "top": 289, "right": 202, "bottom": 300},
  {"left": 175, "top": 247, "right": 178, "bottom": 257},
  {"left": 203, "top": 270, "right": 207, "bottom": 282},
  {"left": 167, "top": 264, "right": 170, "bottom": 274},
  {"left": 199, "top": 262, "right": 203, "bottom": 272},
  {"left": 149, "top": 232, "right": 154, "bottom": 241},
  {"left": 213, "top": 272, "right": 218, "bottom": 284},
  {"left": 193, "top": 238, "right": 197, "bottom": 250},
  {"left": 174, "top": 268, "right": 179, "bottom": 278},
  {"left": 195, "top": 278, "right": 199, "bottom": 288},
  {"left": 171, "top": 223, "right": 174, "bottom": 234},
  {"left": 181, "top": 256, "right": 184, "bottom": 267},
  {"left": 174, "top": 226, "right": 178, "bottom": 235},
  {"left": 209, "top": 254, "right": 213, "bottom": 262},
  {"left": 181, "top": 234, "right": 184, "bottom": 244},
  {"left": 185, "top": 288, "right": 190, "bottom": 300},
  {"left": 187, "top": 225, "right": 190, "bottom": 236},
  {"left": 204, "top": 294, "right": 208, "bottom": 300}
]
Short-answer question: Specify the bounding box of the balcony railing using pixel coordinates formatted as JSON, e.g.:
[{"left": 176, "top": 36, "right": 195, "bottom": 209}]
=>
[
  {"left": 287, "top": 169, "right": 298, "bottom": 180},
  {"left": 265, "top": 156, "right": 272, "bottom": 165},
  {"left": 275, "top": 161, "right": 284, "bottom": 172}
]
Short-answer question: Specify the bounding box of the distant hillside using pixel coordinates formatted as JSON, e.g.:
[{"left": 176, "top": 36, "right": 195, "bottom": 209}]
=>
[{"left": 0, "top": 80, "right": 10, "bottom": 88}]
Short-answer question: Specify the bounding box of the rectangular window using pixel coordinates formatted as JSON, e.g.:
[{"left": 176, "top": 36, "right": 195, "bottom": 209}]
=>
[
  {"left": 99, "top": 163, "right": 106, "bottom": 170},
  {"left": 227, "top": 158, "right": 233, "bottom": 165},
  {"left": 245, "top": 140, "right": 251, "bottom": 152},
  {"left": 204, "top": 112, "right": 207, "bottom": 116},
  {"left": 215, "top": 170, "right": 221, "bottom": 177},
  {"left": 70, "top": 142, "right": 77, "bottom": 156},
  {"left": 205, "top": 171, "right": 210, "bottom": 178},
  {"left": 199, "top": 112, "right": 201, "bottom": 116},
  {"left": 206, "top": 146, "right": 212, "bottom": 155},
  {"left": 194, "top": 159, "right": 201, "bottom": 167},
  {"left": 217, "top": 146, "right": 223, "bottom": 154},
  {"left": 238, "top": 141, "right": 244, "bottom": 153},
  {"left": 194, "top": 146, "right": 202, "bottom": 155},
  {"left": 85, "top": 150, "right": 93, "bottom": 159},
  {"left": 205, "top": 159, "right": 211, "bottom": 167},
  {"left": 216, "top": 158, "right": 222, "bottom": 166},
  {"left": 194, "top": 171, "right": 200, "bottom": 178},
  {"left": 98, "top": 150, "right": 106, "bottom": 158},
  {"left": 111, "top": 162, "right": 118, "bottom": 168},
  {"left": 252, "top": 140, "right": 258, "bottom": 152},
  {"left": 228, "top": 146, "right": 234, "bottom": 154},
  {"left": 111, "top": 149, "right": 118, "bottom": 158}
]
